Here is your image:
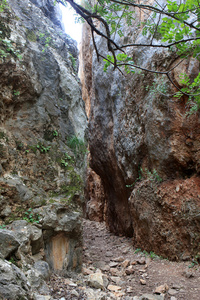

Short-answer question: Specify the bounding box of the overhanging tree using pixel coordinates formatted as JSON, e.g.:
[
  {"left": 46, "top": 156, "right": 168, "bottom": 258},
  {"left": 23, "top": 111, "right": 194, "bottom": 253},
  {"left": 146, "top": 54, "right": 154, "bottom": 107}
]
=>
[{"left": 56, "top": 0, "right": 200, "bottom": 112}]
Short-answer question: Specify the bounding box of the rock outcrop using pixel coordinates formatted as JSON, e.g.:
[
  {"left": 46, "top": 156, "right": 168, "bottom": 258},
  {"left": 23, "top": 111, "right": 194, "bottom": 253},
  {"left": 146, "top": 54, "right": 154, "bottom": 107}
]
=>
[
  {"left": 0, "top": 0, "right": 87, "bottom": 298},
  {"left": 81, "top": 8, "right": 200, "bottom": 259}
]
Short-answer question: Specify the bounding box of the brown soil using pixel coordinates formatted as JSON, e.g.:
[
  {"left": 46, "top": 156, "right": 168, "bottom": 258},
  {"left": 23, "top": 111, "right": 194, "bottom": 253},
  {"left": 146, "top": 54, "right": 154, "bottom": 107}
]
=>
[{"left": 49, "top": 219, "right": 200, "bottom": 299}]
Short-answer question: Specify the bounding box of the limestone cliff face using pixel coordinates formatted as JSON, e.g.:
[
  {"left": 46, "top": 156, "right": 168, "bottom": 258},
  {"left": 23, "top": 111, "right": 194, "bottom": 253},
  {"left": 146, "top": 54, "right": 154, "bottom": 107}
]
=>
[
  {"left": 81, "top": 16, "right": 200, "bottom": 259},
  {"left": 0, "top": 0, "right": 87, "bottom": 277}
]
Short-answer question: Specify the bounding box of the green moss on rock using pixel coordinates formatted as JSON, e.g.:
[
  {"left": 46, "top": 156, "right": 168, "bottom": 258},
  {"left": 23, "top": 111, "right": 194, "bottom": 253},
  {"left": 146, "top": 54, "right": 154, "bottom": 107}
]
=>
[{"left": 26, "top": 29, "right": 37, "bottom": 42}]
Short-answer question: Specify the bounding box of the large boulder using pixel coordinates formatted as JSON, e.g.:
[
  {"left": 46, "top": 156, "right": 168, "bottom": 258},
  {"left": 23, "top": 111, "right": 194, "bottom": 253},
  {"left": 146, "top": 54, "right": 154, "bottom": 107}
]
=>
[
  {"left": 0, "top": 258, "right": 33, "bottom": 299},
  {"left": 34, "top": 204, "right": 82, "bottom": 273},
  {"left": 0, "top": 229, "right": 19, "bottom": 258}
]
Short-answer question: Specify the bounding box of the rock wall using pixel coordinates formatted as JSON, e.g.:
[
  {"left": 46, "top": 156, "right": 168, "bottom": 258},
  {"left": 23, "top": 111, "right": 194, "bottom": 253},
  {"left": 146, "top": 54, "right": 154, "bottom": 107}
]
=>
[
  {"left": 81, "top": 9, "right": 200, "bottom": 259},
  {"left": 0, "top": 0, "right": 87, "bottom": 297}
]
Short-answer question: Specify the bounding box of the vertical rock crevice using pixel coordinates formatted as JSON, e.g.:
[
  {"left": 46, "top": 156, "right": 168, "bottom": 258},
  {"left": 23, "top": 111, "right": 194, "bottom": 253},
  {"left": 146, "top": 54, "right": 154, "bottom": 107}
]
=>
[{"left": 80, "top": 19, "right": 200, "bottom": 259}]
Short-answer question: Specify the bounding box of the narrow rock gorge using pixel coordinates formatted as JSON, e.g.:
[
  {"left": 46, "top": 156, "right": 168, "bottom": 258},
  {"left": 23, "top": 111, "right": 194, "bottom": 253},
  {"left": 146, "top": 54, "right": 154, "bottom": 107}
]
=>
[
  {"left": 0, "top": 0, "right": 200, "bottom": 299},
  {"left": 81, "top": 13, "right": 200, "bottom": 260}
]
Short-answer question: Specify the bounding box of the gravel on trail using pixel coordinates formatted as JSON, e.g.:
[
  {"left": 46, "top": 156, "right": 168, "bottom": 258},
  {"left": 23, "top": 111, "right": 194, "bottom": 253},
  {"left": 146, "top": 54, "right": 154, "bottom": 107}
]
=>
[{"left": 49, "top": 219, "right": 200, "bottom": 300}]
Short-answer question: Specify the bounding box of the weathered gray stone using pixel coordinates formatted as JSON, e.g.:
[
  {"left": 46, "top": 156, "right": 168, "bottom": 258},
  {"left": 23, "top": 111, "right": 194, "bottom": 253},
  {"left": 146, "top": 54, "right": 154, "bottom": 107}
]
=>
[
  {"left": 88, "top": 272, "right": 105, "bottom": 290},
  {"left": 8, "top": 220, "right": 31, "bottom": 243},
  {"left": 34, "top": 260, "right": 50, "bottom": 280},
  {"left": 0, "top": 205, "right": 11, "bottom": 217},
  {"left": 0, "top": 229, "right": 20, "bottom": 258},
  {"left": 31, "top": 225, "right": 44, "bottom": 255},
  {"left": 0, "top": 258, "right": 32, "bottom": 299},
  {"left": 0, "top": 0, "right": 86, "bottom": 280},
  {"left": 26, "top": 267, "right": 50, "bottom": 294},
  {"left": 33, "top": 204, "right": 81, "bottom": 233},
  {"left": 16, "top": 183, "right": 34, "bottom": 202}
]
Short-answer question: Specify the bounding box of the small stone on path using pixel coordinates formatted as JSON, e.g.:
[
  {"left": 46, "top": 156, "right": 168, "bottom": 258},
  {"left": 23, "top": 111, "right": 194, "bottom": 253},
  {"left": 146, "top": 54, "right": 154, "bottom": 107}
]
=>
[
  {"left": 182, "top": 270, "right": 195, "bottom": 278},
  {"left": 110, "top": 276, "right": 121, "bottom": 284},
  {"left": 109, "top": 262, "right": 118, "bottom": 268},
  {"left": 168, "top": 288, "right": 178, "bottom": 296},
  {"left": 107, "top": 284, "right": 122, "bottom": 291},
  {"left": 64, "top": 279, "right": 77, "bottom": 287},
  {"left": 140, "top": 279, "right": 147, "bottom": 285},
  {"left": 82, "top": 267, "right": 93, "bottom": 275},
  {"left": 121, "top": 259, "right": 130, "bottom": 268},
  {"left": 105, "top": 251, "right": 113, "bottom": 257},
  {"left": 113, "top": 256, "right": 124, "bottom": 262},
  {"left": 126, "top": 286, "right": 133, "bottom": 293},
  {"left": 154, "top": 283, "right": 169, "bottom": 294},
  {"left": 109, "top": 268, "right": 122, "bottom": 276},
  {"left": 71, "top": 290, "right": 79, "bottom": 297},
  {"left": 137, "top": 257, "right": 146, "bottom": 265},
  {"left": 125, "top": 265, "right": 135, "bottom": 275},
  {"left": 122, "top": 247, "right": 130, "bottom": 254},
  {"left": 88, "top": 272, "right": 105, "bottom": 290}
]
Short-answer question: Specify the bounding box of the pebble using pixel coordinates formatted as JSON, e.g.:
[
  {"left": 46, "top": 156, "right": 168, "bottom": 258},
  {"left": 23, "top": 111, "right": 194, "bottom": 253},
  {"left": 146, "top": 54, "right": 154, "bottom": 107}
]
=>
[
  {"left": 182, "top": 270, "right": 195, "bottom": 278},
  {"left": 122, "top": 247, "right": 130, "bottom": 254},
  {"left": 137, "top": 257, "right": 146, "bottom": 265},
  {"left": 109, "top": 262, "right": 119, "bottom": 268},
  {"left": 110, "top": 276, "right": 121, "bottom": 284},
  {"left": 113, "top": 256, "right": 124, "bottom": 262},
  {"left": 64, "top": 279, "right": 77, "bottom": 287},
  {"left": 125, "top": 265, "right": 135, "bottom": 275},
  {"left": 168, "top": 288, "right": 178, "bottom": 296},
  {"left": 71, "top": 290, "right": 79, "bottom": 297},
  {"left": 105, "top": 251, "right": 113, "bottom": 257},
  {"left": 82, "top": 267, "right": 93, "bottom": 275},
  {"left": 139, "top": 269, "right": 146, "bottom": 273},
  {"left": 172, "top": 283, "right": 181, "bottom": 290},
  {"left": 154, "top": 283, "right": 169, "bottom": 294},
  {"left": 109, "top": 268, "right": 121, "bottom": 276},
  {"left": 140, "top": 279, "right": 146, "bottom": 285},
  {"left": 88, "top": 272, "right": 105, "bottom": 290},
  {"left": 145, "top": 257, "right": 152, "bottom": 267},
  {"left": 107, "top": 284, "right": 122, "bottom": 291},
  {"left": 126, "top": 286, "right": 133, "bottom": 293},
  {"left": 121, "top": 259, "right": 130, "bottom": 268}
]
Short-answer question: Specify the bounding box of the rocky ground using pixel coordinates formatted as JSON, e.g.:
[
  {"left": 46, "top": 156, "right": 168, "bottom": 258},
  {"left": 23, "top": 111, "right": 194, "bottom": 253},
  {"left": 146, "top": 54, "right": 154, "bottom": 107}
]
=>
[{"left": 48, "top": 219, "right": 200, "bottom": 300}]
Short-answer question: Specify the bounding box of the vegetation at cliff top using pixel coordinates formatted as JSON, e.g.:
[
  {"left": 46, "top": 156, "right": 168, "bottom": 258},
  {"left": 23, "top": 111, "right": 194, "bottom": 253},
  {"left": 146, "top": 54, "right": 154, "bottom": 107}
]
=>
[
  {"left": 55, "top": 0, "right": 200, "bottom": 112},
  {"left": 0, "top": 0, "right": 7, "bottom": 12}
]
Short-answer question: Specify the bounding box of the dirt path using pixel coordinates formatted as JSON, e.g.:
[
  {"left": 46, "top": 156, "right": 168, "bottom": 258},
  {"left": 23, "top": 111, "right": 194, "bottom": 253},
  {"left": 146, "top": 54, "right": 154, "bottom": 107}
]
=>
[{"left": 49, "top": 219, "right": 200, "bottom": 299}]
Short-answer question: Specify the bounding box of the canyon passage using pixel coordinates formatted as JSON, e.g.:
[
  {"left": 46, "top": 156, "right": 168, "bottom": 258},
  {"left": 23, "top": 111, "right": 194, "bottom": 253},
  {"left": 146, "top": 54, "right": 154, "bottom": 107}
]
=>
[{"left": 0, "top": 0, "right": 200, "bottom": 299}]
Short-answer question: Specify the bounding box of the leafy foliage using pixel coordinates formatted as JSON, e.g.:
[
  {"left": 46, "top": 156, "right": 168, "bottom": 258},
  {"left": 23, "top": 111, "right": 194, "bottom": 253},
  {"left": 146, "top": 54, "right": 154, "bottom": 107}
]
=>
[
  {"left": 36, "top": 143, "right": 51, "bottom": 153},
  {"left": 23, "top": 208, "right": 40, "bottom": 224},
  {"left": 0, "top": 0, "right": 8, "bottom": 12},
  {"left": 126, "top": 167, "right": 162, "bottom": 188},
  {"left": 174, "top": 72, "right": 200, "bottom": 115},
  {"left": 0, "top": 37, "right": 22, "bottom": 60},
  {"left": 49, "top": 1, "right": 200, "bottom": 112},
  {"left": 67, "top": 135, "right": 87, "bottom": 162}
]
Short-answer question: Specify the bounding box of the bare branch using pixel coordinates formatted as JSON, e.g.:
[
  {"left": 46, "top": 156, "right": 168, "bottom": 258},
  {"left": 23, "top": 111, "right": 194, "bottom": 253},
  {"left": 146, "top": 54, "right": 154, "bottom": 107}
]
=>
[{"left": 120, "top": 37, "right": 200, "bottom": 49}]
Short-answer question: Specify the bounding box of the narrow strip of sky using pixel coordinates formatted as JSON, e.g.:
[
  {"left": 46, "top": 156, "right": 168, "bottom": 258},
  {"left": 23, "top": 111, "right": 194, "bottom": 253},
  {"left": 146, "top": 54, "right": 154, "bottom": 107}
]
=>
[{"left": 59, "top": 3, "right": 82, "bottom": 44}]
